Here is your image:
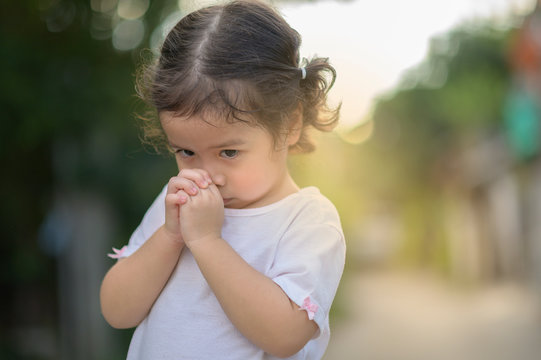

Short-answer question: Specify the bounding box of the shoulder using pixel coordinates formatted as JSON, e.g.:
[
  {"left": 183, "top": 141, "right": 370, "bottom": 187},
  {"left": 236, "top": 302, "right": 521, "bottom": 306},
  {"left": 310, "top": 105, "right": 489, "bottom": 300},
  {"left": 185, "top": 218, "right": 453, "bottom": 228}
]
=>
[
  {"left": 277, "top": 187, "right": 345, "bottom": 249},
  {"left": 291, "top": 187, "right": 342, "bottom": 227}
]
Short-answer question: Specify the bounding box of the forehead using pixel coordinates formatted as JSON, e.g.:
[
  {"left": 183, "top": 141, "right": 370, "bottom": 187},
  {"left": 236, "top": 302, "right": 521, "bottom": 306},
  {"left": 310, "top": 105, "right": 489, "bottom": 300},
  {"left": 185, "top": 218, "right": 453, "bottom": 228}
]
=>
[
  {"left": 160, "top": 110, "right": 257, "bottom": 131},
  {"left": 160, "top": 111, "right": 268, "bottom": 147},
  {"left": 163, "top": 77, "right": 261, "bottom": 123}
]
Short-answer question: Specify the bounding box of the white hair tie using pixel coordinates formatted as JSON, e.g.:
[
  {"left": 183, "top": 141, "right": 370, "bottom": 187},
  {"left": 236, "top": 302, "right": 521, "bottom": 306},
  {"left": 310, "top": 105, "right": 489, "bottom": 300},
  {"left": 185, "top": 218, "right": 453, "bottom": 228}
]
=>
[{"left": 300, "top": 67, "right": 306, "bottom": 80}]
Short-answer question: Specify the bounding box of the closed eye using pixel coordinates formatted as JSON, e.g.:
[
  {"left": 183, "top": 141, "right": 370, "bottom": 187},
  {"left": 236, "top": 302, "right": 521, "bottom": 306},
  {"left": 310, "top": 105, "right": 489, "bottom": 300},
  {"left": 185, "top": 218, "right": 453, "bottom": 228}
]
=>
[{"left": 220, "top": 149, "right": 238, "bottom": 159}]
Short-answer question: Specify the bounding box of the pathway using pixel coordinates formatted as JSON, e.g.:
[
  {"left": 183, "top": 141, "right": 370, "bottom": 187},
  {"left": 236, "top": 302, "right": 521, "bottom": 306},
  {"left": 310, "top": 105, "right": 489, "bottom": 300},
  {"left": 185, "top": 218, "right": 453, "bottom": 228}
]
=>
[{"left": 324, "top": 270, "right": 541, "bottom": 360}]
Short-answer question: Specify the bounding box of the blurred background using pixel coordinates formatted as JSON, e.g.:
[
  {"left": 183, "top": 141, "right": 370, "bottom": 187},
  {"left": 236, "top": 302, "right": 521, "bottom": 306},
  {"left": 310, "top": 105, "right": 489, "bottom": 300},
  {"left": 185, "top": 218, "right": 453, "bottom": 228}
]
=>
[{"left": 2, "top": 0, "right": 541, "bottom": 359}]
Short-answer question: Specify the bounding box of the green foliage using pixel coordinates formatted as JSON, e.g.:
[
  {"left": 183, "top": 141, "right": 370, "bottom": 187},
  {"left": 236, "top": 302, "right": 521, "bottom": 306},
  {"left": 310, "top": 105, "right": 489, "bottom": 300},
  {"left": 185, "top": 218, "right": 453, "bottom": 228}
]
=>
[
  {"left": 370, "top": 24, "right": 511, "bottom": 191},
  {"left": 342, "top": 22, "right": 514, "bottom": 271},
  {"left": 1, "top": 0, "right": 178, "bottom": 357}
]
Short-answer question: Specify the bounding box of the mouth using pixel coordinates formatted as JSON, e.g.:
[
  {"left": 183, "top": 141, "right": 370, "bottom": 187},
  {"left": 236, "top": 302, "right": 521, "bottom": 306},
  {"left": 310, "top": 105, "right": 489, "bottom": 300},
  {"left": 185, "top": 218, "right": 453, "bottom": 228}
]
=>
[{"left": 222, "top": 198, "right": 232, "bottom": 206}]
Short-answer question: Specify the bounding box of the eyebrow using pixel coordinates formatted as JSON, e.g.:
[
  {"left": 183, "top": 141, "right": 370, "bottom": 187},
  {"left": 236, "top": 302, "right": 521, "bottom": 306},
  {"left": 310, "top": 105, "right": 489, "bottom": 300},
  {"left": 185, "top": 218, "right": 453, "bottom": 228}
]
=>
[
  {"left": 167, "top": 139, "right": 246, "bottom": 149},
  {"left": 210, "top": 139, "right": 246, "bottom": 149},
  {"left": 167, "top": 141, "right": 183, "bottom": 149}
]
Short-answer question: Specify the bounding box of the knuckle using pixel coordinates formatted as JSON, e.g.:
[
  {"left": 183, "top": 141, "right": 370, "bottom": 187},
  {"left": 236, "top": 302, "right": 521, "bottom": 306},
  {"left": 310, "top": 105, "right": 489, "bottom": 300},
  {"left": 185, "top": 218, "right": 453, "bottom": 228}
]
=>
[
  {"left": 179, "top": 168, "right": 193, "bottom": 176},
  {"left": 168, "top": 176, "right": 181, "bottom": 187}
]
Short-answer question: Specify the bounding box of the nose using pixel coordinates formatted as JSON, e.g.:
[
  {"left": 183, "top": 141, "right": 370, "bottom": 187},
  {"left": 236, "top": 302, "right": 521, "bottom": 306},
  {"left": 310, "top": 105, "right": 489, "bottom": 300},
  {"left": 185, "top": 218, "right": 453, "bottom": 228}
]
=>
[
  {"left": 211, "top": 173, "right": 226, "bottom": 187},
  {"left": 200, "top": 160, "right": 225, "bottom": 187}
]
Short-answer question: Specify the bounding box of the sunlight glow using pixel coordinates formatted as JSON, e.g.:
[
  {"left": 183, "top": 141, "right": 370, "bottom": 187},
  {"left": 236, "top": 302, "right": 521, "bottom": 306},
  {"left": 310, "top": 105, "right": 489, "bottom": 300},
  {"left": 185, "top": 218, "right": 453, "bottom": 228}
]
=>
[{"left": 280, "top": 0, "right": 537, "bottom": 128}]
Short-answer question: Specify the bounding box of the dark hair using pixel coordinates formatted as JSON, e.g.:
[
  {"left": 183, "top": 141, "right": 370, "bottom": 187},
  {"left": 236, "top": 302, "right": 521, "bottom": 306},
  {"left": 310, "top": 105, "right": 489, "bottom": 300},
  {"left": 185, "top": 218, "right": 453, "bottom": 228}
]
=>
[{"left": 137, "top": 0, "right": 340, "bottom": 153}]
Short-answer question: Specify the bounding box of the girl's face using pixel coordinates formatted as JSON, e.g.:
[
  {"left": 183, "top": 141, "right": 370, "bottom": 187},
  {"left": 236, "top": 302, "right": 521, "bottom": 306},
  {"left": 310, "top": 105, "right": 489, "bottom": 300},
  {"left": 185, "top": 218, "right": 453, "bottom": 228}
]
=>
[{"left": 160, "top": 112, "right": 299, "bottom": 209}]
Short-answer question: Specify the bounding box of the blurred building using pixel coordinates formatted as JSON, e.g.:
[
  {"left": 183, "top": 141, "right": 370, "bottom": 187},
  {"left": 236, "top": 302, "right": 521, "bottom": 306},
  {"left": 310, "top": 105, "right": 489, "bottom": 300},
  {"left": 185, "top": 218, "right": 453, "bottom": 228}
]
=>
[
  {"left": 506, "top": 0, "right": 541, "bottom": 289},
  {"left": 444, "top": 1, "right": 541, "bottom": 288}
]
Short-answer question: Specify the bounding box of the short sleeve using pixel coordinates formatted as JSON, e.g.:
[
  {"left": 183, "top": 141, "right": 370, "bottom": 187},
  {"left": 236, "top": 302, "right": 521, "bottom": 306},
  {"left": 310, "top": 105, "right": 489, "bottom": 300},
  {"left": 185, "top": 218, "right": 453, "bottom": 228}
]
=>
[
  {"left": 268, "top": 200, "right": 345, "bottom": 338},
  {"left": 115, "top": 185, "right": 167, "bottom": 259}
]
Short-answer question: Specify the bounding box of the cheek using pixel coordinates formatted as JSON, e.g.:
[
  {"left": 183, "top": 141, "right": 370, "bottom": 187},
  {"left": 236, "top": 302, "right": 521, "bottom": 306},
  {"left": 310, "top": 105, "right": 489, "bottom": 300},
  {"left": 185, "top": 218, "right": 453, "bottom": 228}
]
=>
[
  {"left": 231, "top": 170, "right": 261, "bottom": 189},
  {"left": 175, "top": 159, "right": 191, "bottom": 172},
  {"left": 229, "top": 163, "right": 268, "bottom": 190},
  {"left": 175, "top": 156, "right": 200, "bottom": 171}
]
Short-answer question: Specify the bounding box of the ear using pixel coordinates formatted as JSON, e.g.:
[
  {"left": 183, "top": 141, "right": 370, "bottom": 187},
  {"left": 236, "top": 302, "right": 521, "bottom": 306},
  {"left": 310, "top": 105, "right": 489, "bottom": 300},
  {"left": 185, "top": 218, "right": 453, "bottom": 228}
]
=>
[{"left": 286, "top": 103, "right": 303, "bottom": 147}]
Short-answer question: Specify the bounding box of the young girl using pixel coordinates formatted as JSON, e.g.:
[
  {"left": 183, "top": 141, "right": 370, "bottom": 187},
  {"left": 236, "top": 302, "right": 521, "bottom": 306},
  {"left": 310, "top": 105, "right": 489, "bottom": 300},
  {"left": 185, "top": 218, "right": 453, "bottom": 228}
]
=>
[{"left": 100, "top": 1, "right": 345, "bottom": 359}]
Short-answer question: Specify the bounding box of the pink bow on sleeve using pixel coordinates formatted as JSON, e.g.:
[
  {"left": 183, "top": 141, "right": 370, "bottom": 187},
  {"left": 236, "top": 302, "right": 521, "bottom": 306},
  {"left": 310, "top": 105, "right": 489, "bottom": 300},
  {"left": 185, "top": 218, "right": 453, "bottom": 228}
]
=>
[
  {"left": 107, "top": 246, "right": 127, "bottom": 259},
  {"left": 300, "top": 296, "right": 318, "bottom": 320}
]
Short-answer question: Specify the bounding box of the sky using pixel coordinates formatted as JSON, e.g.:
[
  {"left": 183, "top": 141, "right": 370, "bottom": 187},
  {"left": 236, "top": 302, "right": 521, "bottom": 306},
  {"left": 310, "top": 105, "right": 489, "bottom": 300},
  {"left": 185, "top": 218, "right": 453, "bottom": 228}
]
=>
[{"left": 279, "top": 0, "right": 537, "bottom": 128}]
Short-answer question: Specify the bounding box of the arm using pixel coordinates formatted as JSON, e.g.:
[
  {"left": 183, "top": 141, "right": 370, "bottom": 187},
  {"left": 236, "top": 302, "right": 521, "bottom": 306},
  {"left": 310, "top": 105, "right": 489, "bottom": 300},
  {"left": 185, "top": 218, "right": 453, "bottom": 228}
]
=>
[
  {"left": 100, "top": 171, "right": 211, "bottom": 328},
  {"left": 100, "top": 226, "right": 184, "bottom": 328},
  {"left": 190, "top": 237, "right": 318, "bottom": 357},
  {"left": 180, "top": 184, "right": 318, "bottom": 358}
]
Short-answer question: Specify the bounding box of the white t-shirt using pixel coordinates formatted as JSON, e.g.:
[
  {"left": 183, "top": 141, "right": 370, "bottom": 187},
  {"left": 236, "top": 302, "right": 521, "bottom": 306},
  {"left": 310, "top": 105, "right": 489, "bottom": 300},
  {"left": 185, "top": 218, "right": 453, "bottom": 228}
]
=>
[{"left": 119, "top": 186, "right": 345, "bottom": 360}]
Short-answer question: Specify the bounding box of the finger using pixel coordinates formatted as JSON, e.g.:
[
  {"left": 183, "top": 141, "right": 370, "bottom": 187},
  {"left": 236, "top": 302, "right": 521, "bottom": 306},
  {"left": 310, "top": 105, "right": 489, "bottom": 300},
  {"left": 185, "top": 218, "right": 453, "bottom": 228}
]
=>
[
  {"left": 208, "top": 184, "right": 224, "bottom": 206},
  {"left": 168, "top": 176, "right": 199, "bottom": 196},
  {"left": 178, "top": 168, "right": 212, "bottom": 188},
  {"left": 165, "top": 190, "right": 190, "bottom": 237},
  {"left": 165, "top": 193, "right": 181, "bottom": 230},
  {"left": 175, "top": 190, "right": 190, "bottom": 204},
  {"left": 165, "top": 191, "right": 187, "bottom": 207},
  {"left": 179, "top": 168, "right": 212, "bottom": 188}
]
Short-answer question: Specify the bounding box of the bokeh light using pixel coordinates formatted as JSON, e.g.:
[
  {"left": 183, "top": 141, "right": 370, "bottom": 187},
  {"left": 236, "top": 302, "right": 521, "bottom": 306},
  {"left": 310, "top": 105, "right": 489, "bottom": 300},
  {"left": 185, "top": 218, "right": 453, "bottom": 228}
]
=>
[
  {"left": 112, "top": 19, "right": 145, "bottom": 51},
  {"left": 117, "top": 0, "right": 149, "bottom": 20}
]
